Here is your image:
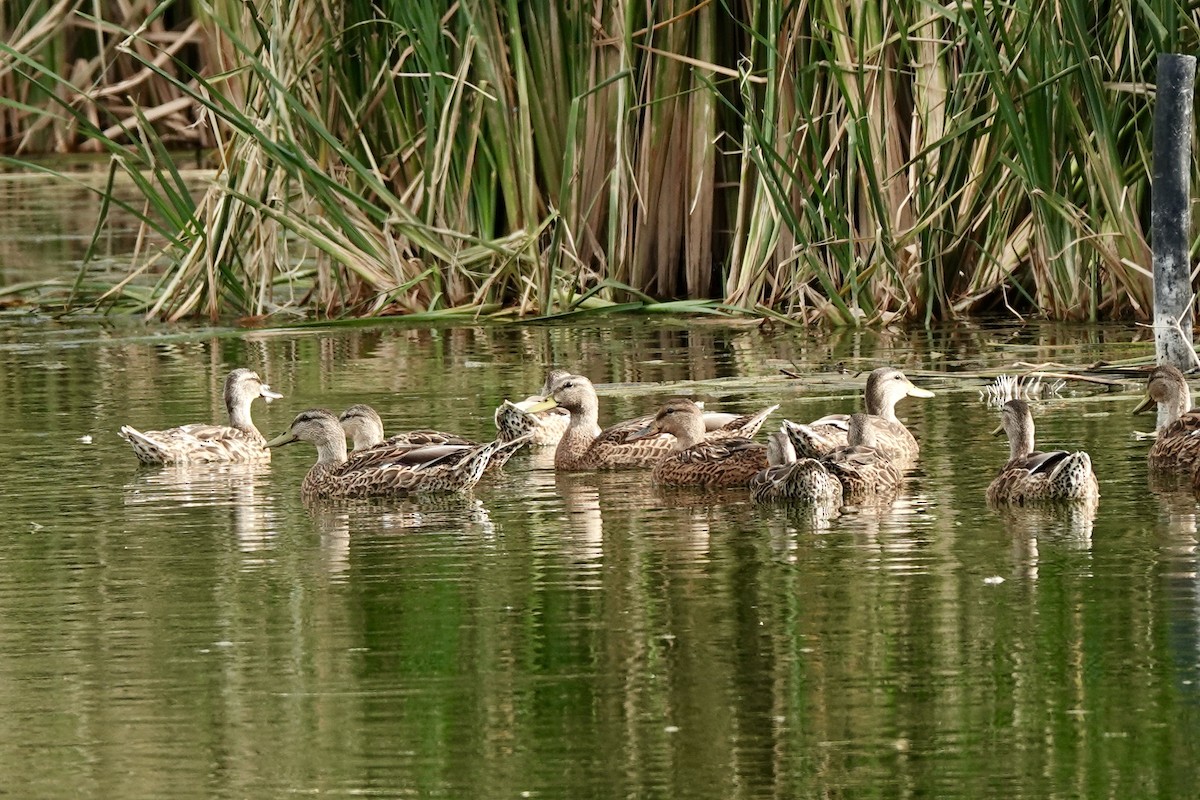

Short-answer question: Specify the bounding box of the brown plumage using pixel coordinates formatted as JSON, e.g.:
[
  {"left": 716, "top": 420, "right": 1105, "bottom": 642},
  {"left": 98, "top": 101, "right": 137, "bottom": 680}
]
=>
[
  {"left": 986, "top": 399, "right": 1098, "bottom": 505},
  {"left": 268, "top": 409, "right": 530, "bottom": 498},
  {"left": 1133, "top": 363, "right": 1200, "bottom": 471},
  {"left": 821, "top": 413, "right": 904, "bottom": 502},
  {"left": 631, "top": 398, "right": 768, "bottom": 488},
  {"left": 524, "top": 372, "right": 777, "bottom": 471},
  {"left": 339, "top": 404, "right": 475, "bottom": 452},
  {"left": 750, "top": 432, "right": 843, "bottom": 505},
  {"left": 339, "top": 403, "right": 527, "bottom": 472},
  {"left": 785, "top": 366, "right": 933, "bottom": 465},
  {"left": 119, "top": 368, "right": 283, "bottom": 465},
  {"left": 753, "top": 413, "right": 901, "bottom": 504}
]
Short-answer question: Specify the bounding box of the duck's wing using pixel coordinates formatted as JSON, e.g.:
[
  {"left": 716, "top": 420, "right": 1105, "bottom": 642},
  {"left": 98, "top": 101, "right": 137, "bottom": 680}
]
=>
[
  {"left": 119, "top": 423, "right": 263, "bottom": 464},
  {"left": 782, "top": 417, "right": 849, "bottom": 458}
]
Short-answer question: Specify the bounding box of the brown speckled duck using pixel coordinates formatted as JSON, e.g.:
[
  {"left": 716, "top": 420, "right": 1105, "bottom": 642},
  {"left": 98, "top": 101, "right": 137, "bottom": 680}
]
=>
[
  {"left": 339, "top": 404, "right": 475, "bottom": 452},
  {"left": 786, "top": 367, "right": 933, "bottom": 465},
  {"left": 821, "top": 413, "right": 904, "bottom": 502},
  {"left": 630, "top": 398, "right": 768, "bottom": 488},
  {"left": 1133, "top": 363, "right": 1200, "bottom": 471},
  {"left": 525, "top": 373, "right": 777, "bottom": 471},
  {"left": 750, "top": 431, "right": 843, "bottom": 505},
  {"left": 119, "top": 368, "right": 283, "bottom": 465},
  {"left": 987, "top": 399, "right": 1098, "bottom": 505},
  {"left": 339, "top": 404, "right": 528, "bottom": 472},
  {"left": 754, "top": 413, "right": 901, "bottom": 504},
  {"left": 267, "top": 409, "right": 530, "bottom": 498}
]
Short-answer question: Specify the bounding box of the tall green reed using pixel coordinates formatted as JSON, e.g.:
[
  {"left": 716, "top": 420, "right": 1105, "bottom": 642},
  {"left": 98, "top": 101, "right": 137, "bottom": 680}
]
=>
[{"left": 0, "top": 0, "right": 1193, "bottom": 324}]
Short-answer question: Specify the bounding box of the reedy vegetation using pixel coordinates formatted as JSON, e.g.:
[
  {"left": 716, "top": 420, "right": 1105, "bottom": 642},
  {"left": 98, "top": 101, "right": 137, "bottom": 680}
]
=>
[{"left": 0, "top": 0, "right": 1194, "bottom": 324}]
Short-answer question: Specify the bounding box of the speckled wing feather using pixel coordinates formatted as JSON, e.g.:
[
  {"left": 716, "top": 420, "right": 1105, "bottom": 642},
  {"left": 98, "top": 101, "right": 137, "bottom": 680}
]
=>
[
  {"left": 987, "top": 450, "right": 1098, "bottom": 505},
  {"left": 1148, "top": 412, "right": 1200, "bottom": 470},
  {"left": 564, "top": 421, "right": 676, "bottom": 469},
  {"left": 380, "top": 429, "right": 476, "bottom": 449},
  {"left": 303, "top": 436, "right": 531, "bottom": 499},
  {"left": 711, "top": 404, "right": 779, "bottom": 439},
  {"left": 119, "top": 423, "right": 269, "bottom": 465},
  {"left": 751, "top": 459, "right": 844, "bottom": 504},
  {"left": 651, "top": 438, "right": 768, "bottom": 488},
  {"left": 783, "top": 417, "right": 849, "bottom": 459},
  {"left": 823, "top": 445, "right": 903, "bottom": 502},
  {"left": 784, "top": 416, "right": 918, "bottom": 465}
]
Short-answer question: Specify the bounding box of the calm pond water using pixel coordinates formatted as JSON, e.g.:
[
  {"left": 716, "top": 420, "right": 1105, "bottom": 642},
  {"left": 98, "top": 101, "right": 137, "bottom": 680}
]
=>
[{"left": 0, "top": 315, "right": 1195, "bottom": 798}]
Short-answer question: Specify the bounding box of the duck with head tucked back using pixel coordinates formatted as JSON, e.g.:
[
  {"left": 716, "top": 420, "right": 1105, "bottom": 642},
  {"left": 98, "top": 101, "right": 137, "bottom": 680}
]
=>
[
  {"left": 751, "top": 431, "right": 843, "bottom": 505},
  {"left": 755, "top": 413, "right": 902, "bottom": 504},
  {"left": 338, "top": 404, "right": 476, "bottom": 453},
  {"left": 493, "top": 369, "right": 574, "bottom": 447},
  {"left": 338, "top": 403, "right": 525, "bottom": 472},
  {"left": 785, "top": 366, "right": 933, "bottom": 465},
  {"left": 119, "top": 368, "right": 283, "bottom": 465},
  {"left": 629, "top": 398, "right": 768, "bottom": 488},
  {"left": 523, "top": 373, "right": 778, "bottom": 471},
  {"left": 819, "top": 412, "right": 904, "bottom": 502},
  {"left": 267, "top": 409, "right": 531, "bottom": 498},
  {"left": 1133, "top": 363, "right": 1200, "bottom": 471},
  {"left": 986, "top": 399, "right": 1098, "bottom": 505}
]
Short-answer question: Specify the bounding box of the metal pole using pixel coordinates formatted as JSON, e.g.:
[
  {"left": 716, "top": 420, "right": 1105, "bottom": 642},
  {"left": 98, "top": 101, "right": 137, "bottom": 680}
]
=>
[{"left": 1152, "top": 53, "right": 1197, "bottom": 389}]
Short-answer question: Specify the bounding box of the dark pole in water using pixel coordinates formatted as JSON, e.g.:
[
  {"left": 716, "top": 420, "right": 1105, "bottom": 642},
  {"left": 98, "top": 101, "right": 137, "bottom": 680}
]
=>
[{"left": 1152, "top": 54, "right": 1197, "bottom": 386}]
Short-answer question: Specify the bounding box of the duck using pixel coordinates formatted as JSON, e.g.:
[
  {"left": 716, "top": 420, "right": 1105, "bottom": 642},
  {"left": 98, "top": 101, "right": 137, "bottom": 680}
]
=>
[
  {"left": 986, "top": 399, "right": 1098, "bottom": 505},
  {"left": 339, "top": 404, "right": 476, "bottom": 452},
  {"left": 820, "top": 413, "right": 904, "bottom": 502},
  {"left": 493, "top": 369, "right": 573, "bottom": 446},
  {"left": 629, "top": 398, "right": 768, "bottom": 488},
  {"left": 119, "top": 368, "right": 283, "bottom": 464},
  {"left": 339, "top": 403, "right": 528, "bottom": 472},
  {"left": 750, "top": 431, "right": 843, "bottom": 505},
  {"left": 266, "top": 409, "right": 530, "bottom": 498},
  {"left": 753, "top": 413, "right": 902, "bottom": 504},
  {"left": 1132, "top": 363, "right": 1200, "bottom": 470},
  {"left": 785, "top": 366, "right": 933, "bottom": 464},
  {"left": 524, "top": 372, "right": 778, "bottom": 470}
]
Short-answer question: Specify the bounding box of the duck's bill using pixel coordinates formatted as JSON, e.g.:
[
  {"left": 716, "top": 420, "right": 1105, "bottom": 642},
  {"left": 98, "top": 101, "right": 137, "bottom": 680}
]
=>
[
  {"left": 265, "top": 430, "right": 297, "bottom": 448},
  {"left": 906, "top": 384, "right": 935, "bottom": 398},
  {"left": 260, "top": 385, "right": 284, "bottom": 402},
  {"left": 625, "top": 425, "right": 657, "bottom": 442},
  {"left": 1131, "top": 395, "right": 1155, "bottom": 415},
  {"left": 509, "top": 398, "right": 544, "bottom": 415},
  {"left": 521, "top": 397, "right": 558, "bottom": 414}
]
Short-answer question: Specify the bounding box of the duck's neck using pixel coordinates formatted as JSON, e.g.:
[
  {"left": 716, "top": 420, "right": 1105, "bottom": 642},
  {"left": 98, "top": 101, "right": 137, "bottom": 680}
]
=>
[
  {"left": 864, "top": 391, "right": 899, "bottom": 423},
  {"left": 1163, "top": 386, "right": 1191, "bottom": 427},
  {"left": 566, "top": 403, "right": 602, "bottom": 441},
  {"left": 1008, "top": 424, "right": 1035, "bottom": 462},
  {"left": 314, "top": 436, "right": 349, "bottom": 466},
  {"left": 228, "top": 396, "right": 259, "bottom": 434},
  {"left": 671, "top": 416, "right": 708, "bottom": 450},
  {"left": 348, "top": 420, "right": 384, "bottom": 452}
]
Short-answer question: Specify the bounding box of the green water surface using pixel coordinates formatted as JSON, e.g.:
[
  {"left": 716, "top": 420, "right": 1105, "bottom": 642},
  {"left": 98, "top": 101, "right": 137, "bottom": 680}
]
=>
[{"left": 0, "top": 316, "right": 1195, "bottom": 799}]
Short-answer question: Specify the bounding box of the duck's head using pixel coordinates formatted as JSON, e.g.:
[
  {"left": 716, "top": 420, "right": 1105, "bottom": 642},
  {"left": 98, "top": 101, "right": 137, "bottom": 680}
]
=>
[
  {"left": 338, "top": 404, "right": 386, "bottom": 451},
  {"left": 267, "top": 408, "right": 347, "bottom": 463},
  {"left": 226, "top": 368, "right": 283, "bottom": 407},
  {"left": 628, "top": 397, "right": 706, "bottom": 448},
  {"left": 864, "top": 367, "right": 933, "bottom": 417},
  {"left": 1133, "top": 363, "right": 1190, "bottom": 416},
  {"left": 523, "top": 373, "right": 596, "bottom": 415}
]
